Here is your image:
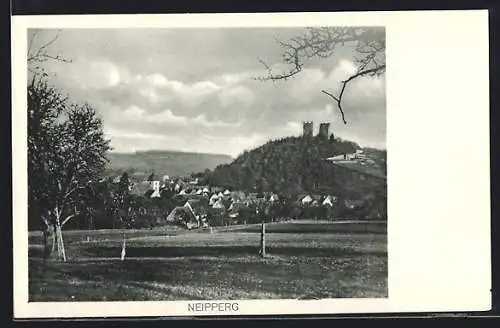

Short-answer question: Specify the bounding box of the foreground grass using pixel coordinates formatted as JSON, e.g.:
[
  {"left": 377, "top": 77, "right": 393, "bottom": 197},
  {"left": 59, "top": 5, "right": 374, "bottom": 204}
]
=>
[{"left": 29, "top": 222, "right": 387, "bottom": 301}]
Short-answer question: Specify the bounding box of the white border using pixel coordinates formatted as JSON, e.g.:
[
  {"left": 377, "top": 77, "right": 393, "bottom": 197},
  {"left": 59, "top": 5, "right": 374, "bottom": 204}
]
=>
[{"left": 12, "top": 11, "right": 491, "bottom": 318}]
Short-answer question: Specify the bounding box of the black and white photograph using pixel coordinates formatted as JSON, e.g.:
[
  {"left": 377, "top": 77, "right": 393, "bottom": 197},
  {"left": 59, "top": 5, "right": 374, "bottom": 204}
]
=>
[
  {"left": 26, "top": 25, "right": 388, "bottom": 302},
  {"left": 12, "top": 11, "right": 491, "bottom": 318}
]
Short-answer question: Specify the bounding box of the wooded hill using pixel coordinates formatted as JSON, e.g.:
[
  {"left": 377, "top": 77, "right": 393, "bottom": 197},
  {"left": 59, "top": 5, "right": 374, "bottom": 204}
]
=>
[{"left": 200, "top": 136, "right": 387, "bottom": 203}]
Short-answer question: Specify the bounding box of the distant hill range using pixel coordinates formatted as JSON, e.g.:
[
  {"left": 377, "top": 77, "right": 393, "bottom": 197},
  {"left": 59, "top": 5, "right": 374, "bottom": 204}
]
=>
[
  {"left": 105, "top": 150, "right": 233, "bottom": 180},
  {"left": 199, "top": 136, "right": 387, "bottom": 201}
]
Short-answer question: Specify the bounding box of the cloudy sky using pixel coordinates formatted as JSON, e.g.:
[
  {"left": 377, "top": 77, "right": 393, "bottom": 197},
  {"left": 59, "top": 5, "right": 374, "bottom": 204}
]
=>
[{"left": 28, "top": 28, "right": 386, "bottom": 157}]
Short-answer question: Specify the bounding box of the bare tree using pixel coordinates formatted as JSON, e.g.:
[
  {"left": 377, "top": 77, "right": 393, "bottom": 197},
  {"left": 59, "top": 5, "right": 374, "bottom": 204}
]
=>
[{"left": 256, "top": 27, "right": 385, "bottom": 124}]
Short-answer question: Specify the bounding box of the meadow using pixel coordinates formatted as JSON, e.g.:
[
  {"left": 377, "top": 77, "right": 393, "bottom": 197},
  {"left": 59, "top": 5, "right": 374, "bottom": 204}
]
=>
[{"left": 28, "top": 220, "right": 387, "bottom": 301}]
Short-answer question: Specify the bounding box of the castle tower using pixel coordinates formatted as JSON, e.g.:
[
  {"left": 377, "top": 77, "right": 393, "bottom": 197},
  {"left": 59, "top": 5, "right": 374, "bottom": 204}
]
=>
[
  {"left": 319, "top": 122, "right": 330, "bottom": 139},
  {"left": 303, "top": 121, "right": 313, "bottom": 138}
]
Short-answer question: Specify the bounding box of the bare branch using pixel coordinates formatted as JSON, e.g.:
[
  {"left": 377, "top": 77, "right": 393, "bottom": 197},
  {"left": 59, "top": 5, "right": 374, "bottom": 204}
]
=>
[
  {"left": 256, "top": 27, "right": 385, "bottom": 124},
  {"left": 321, "top": 90, "right": 346, "bottom": 124},
  {"left": 29, "top": 30, "right": 61, "bottom": 62},
  {"left": 27, "top": 30, "right": 39, "bottom": 56},
  {"left": 321, "top": 64, "right": 385, "bottom": 124},
  {"left": 27, "top": 29, "right": 72, "bottom": 78},
  {"left": 61, "top": 213, "right": 79, "bottom": 227}
]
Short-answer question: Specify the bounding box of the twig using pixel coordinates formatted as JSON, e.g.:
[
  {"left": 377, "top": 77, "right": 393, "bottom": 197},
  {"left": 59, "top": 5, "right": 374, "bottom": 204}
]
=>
[
  {"left": 321, "top": 65, "right": 386, "bottom": 124},
  {"left": 321, "top": 90, "right": 346, "bottom": 124}
]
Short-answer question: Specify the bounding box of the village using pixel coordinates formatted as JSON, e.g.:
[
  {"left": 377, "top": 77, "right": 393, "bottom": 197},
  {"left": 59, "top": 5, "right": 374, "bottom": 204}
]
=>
[{"left": 115, "top": 172, "right": 348, "bottom": 230}]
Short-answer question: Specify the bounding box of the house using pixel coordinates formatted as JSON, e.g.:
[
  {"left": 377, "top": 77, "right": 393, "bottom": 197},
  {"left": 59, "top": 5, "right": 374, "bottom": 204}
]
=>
[
  {"left": 322, "top": 195, "right": 336, "bottom": 207},
  {"left": 223, "top": 189, "right": 231, "bottom": 196},
  {"left": 184, "top": 199, "right": 208, "bottom": 222},
  {"left": 310, "top": 195, "right": 323, "bottom": 206},
  {"left": 209, "top": 193, "right": 219, "bottom": 205},
  {"left": 150, "top": 180, "right": 161, "bottom": 198},
  {"left": 355, "top": 149, "right": 367, "bottom": 159},
  {"left": 230, "top": 191, "right": 245, "bottom": 202},
  {"left": 228, "top": 201, "right": 249, "bottom": 215},
  {"left": 212, "top": 199, "right": 225, "bottom": 209},
  {"left": 166, "top": 206, "right": 197, "bottom": 225},
  {"left": 166, "top": 198, "right": 209, "bottom": 228},
  {"left": 268, "top": 193, "right": 280, "bottom": 202},
  {"left": 298, "top": 194, "right": 313, "bottom": 205}
]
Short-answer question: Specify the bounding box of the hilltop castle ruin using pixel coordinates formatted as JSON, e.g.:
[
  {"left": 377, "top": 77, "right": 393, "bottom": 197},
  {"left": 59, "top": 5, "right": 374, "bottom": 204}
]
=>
[
  {"left": 302, "top": 121, "right": 313, "bottom": 138},
  {"left": 302, "top": 121, "right": 333, "bottom": 139}
]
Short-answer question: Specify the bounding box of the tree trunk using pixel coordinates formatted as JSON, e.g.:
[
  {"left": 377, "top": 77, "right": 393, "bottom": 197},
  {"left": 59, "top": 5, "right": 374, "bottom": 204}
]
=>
[
  {"left": 51, "top": 224, "right": 56, "bottom": 254},
  {"left": 53, "top": 206, "right": 67, "bottom": 262},
  {"left": 260, "top": 222, "right": 266, "bottom": 258},
  {"left": 55, "top": 223, "right": 66, "bottom": 262}
]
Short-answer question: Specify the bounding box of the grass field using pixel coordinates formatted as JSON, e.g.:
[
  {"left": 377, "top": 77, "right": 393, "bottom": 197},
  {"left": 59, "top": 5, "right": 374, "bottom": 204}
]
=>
[{"left": 28, "top": 220, "right": 387, "bottom": 301}]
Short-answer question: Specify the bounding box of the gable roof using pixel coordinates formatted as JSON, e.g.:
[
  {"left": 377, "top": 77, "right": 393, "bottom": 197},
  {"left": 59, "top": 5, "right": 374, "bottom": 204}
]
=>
[
  {"left": 185, "top": 199, "right": 208, "bottom": 217},
  {"left": 297, "top": 194, "right": 312, "bottom": 202},
  {"left": 322, "top": 196, "right": 334, "bottom": 206},
  {"left": 166, "top": 206, "right": 196, "bottom": 223},
  {"left": 228, "top": 202, "right": 248, "bottom": 212},
  {"left": 212, "top": 199, "right": 225, "bottom": 209}
]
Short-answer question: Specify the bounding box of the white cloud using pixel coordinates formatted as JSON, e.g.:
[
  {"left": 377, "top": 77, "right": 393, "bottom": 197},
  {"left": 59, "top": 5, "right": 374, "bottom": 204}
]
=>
[
  {"left": 122, "top": 105, "right": 146, "bottom": 120},
  {"left": 106, "top": 127, "right": 170, "bottom": 141},
  {"left": 337, "top": 59, "right": 358, "bottom": 76},
  {"left": 146, "top": 109, "right": 189, "bottom": 125},
  {"left": 108, "top": 103, "right": 243, "bottom": 138},
  {"left": 132, "top": 73, "right": 223, "bottom": 108},
  {"left": 146, "top": 73, "right": 169, "bottom": 87},
  {"left": 215, "top": 72, "right": 252, "bottom": 86},
  {"left": 60, "top": 59, "right": 130, "bottom": 90},
  {"left": 138, "top": 88, "right": 160, "bottom": 104},
  {"left": 285, "top": 121, "right": 302, "bottom": 135},
  {"left": 218, "top": 85, "right": 255, "bottom": 108}
]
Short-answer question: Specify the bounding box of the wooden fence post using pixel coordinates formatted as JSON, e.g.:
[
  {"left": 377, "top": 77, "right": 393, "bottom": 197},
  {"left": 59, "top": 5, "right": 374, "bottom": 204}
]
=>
[
  {"left": 121, "top": 233, "right": 126, "bottom": 261},
  {"left": 260, "top": 222, "right": 266, "bottom": 258}
]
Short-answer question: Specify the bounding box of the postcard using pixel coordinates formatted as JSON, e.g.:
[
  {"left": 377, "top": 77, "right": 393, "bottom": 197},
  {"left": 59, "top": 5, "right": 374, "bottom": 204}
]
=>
[{"left": 11, "top": 10, "right": 491, "bottom": 318}]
